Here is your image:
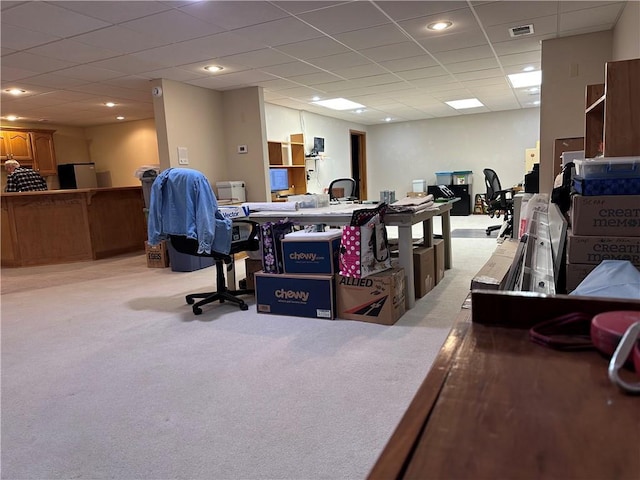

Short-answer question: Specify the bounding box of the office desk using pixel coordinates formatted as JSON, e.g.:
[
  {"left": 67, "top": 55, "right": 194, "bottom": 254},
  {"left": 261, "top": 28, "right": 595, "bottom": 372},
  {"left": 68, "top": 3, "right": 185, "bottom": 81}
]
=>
[
  {"left": 369, "top": 291, "right": 640, "bottom": 480},
  {"left": 249, "top": 201, "right": 454, "bottom": 309}
]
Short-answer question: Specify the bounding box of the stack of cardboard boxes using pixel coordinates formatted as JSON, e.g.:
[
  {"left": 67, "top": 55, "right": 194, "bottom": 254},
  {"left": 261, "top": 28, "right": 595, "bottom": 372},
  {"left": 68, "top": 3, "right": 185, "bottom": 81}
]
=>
[
  {"left": 566, "top": 157, "right": 640, "bottom": 291},
  {"left": 254, "top": 228, "right": 408, "bottom": 325}
]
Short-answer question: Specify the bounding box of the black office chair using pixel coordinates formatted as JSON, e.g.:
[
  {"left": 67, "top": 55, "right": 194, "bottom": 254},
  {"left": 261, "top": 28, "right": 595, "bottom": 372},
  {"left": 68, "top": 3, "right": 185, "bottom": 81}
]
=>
[
  {"left": 328, "top": 178, "right": 357, "bottom": 201},
  {"left": 148, "top": 168, "right": 260, "bottom": 314},
  {"left": 483, "top": 168, "right": 514, "bottom": 237}
]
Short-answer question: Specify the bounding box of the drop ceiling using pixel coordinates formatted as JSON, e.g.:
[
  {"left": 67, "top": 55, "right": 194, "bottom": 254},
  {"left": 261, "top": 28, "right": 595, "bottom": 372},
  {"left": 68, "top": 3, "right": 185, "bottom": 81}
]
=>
[{"left": 0, "top": 1, "right": 627, "bottom": 127}]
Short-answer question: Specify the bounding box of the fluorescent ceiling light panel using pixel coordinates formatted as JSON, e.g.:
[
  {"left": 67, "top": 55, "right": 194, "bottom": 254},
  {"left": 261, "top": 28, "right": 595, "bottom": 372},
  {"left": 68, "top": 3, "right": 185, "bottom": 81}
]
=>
[
  {"left": 508, "top": 70, "right": 541, "bottom": 88},
  {"left": 311, "top": 98, "right": 365, "bottom": 110},
  {"left": 445, "top": 98, "right": 484, "bottom": 110}
]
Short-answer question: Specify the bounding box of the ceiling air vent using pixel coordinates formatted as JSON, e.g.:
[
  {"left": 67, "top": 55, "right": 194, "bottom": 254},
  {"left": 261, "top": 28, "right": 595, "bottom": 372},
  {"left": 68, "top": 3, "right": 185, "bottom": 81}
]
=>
[{"left": 508, "top": 24, "right": 534, "bottom": 37}]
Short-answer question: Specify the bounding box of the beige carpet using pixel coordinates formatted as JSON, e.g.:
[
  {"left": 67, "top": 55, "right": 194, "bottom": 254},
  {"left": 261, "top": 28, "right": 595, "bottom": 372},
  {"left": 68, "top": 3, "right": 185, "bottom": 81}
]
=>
[{"left": 1, "top": 215, "right": 501, "bottom": 479}]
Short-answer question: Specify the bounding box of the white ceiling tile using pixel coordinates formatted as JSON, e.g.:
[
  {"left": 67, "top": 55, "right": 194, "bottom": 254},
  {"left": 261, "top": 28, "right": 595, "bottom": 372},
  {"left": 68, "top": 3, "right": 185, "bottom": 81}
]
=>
[
  {"left": 396, "top": 66, "right": 449, "bottom": 81},
  {"left": 53, "top": 65, "right": 125, "bottom": 82},
  {"left": 287, "top": 72, "right": 345, "bottom": 86},
  {"left": 28, "top": 39, "right": 120, "bottom": 64},
  {"left": 446, "top": 57, "right": 500, "bottom": 74},
  {"left": 377, "top": 1, "right": 469, "bottom": 22},
  {"left": 334, "top": 24, "right": 409, "bottom": 50},
  {"left": 419, "top": 31, "right": 489, "bottom": 53},
  {"left": 231, "top": 17, "right": 324, "bottom": 47},
  {"left": 453, "top": 68, "right": 504, "bottom": 81},
  {"left": 559, "top": 3, "right": 626, "bottom": 31},
  {"left": 89, "top": 56, "right": 168, "bottom": 76},
  {"left": 49, "top": 1, "right": 172, "bottom": 23},
  {"left": 73, "top": 26, "right": 172, "bottom": 54},
  {"left": 492, "top": 37, "right": 542, "bottom": 56},
  {"left": 260, "top": 62, "right": 327, "bottom": 78},
  {"left": 275, "top": 37, "right": 352, "bottom": 60},
  {"left": 0, "top": 24, "right": 61, "bottom": 50},
  {"left": 298, "top": 2, "right": 391, "bottom": 35},
  {"left": 433, "top": 45, "right": 495, "bottom": 64},
  {"left": 120, "top": 10, "right": 223, "bottom": 44},
  {"left": 379, "top": 55, "right": 440, "bottom": 72},
  {"left": 2, "top": 52, "right": 76, "bottom": 74},
  {"left": 308, "top": 52, "right": 372, "bottom": 70},
  {"left": 399, "top": 8, "right": 483, "bottom": 41},
  {"left": 179, "top": 1, "right": 288, "bottom": 30},
  {"left": 219, "top": 49, "right": 296, "bottom": 69},
  {"left": 1, "top": 2, "right": 110, "bottom": 37},
  {"left": 473, "top": 1, "right": 559, "bottom": 27},
  {"left": 359, "top": 42, "right": 427, "bottom": 63},
  {"left": 143, "top": 67, "right": 205, "bottom": 83},
  {"left": 331, "top": 64, "right": 390, "bottom": 80}
]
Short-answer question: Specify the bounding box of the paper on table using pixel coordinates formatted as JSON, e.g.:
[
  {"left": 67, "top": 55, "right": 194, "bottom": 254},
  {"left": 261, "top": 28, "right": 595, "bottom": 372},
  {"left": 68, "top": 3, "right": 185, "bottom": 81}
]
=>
[
  {"left": 391, "top": 194, "right": 434, "bottom": 206},
  {"left": 242, "top": 201, "right": 299, "bottom": 211}
]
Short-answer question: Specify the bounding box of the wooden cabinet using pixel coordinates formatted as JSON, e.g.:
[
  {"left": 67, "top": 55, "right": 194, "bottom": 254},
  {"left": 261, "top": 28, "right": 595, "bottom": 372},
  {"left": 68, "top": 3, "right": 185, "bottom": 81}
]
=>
[
  {"left": 268, "top": 133, "right": 307, "bottom": 199},
  {"left": 1, "top": 130, "right": 33, "bottom": 162},
  {"left": 584, "top": 58, "right": 640, "bottom": 158},
  {"left": 0, "top": 128, "right": 57, "bottom": 175}
]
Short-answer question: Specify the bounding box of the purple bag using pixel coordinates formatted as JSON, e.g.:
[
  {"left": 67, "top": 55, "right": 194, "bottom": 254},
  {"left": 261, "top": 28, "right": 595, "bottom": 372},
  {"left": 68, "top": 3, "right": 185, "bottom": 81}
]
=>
[{"left": 259, "top": 220, "right": 294, "bottom": 273}]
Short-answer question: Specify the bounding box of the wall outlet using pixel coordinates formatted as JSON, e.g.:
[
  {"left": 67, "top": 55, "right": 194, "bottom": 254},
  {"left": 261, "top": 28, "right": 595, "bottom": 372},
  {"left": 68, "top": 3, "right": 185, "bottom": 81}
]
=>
[{"left": 238, "top": 145, "right": 248, "bottom": 154}]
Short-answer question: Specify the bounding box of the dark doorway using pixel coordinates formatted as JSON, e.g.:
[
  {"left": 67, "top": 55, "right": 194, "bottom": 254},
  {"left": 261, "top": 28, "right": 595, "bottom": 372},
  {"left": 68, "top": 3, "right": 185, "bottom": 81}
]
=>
[{"left": 350, "top": 130, "right": 367, "bottom": 200}]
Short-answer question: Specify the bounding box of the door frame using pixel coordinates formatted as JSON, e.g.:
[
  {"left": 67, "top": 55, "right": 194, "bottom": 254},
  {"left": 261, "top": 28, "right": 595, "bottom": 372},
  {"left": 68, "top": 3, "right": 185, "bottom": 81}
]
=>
[{"left": 350, "top": 130, "right": 367, "bottom": 200}]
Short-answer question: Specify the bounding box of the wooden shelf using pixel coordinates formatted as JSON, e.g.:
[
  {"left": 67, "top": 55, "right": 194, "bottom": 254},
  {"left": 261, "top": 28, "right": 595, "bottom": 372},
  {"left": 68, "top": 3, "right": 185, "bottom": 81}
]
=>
[
  {"left": 584, "top": 59, "right": 640, "bottom": 158},
  {"left": 267, "top": 133, "right": 307, "bottom": 197}
]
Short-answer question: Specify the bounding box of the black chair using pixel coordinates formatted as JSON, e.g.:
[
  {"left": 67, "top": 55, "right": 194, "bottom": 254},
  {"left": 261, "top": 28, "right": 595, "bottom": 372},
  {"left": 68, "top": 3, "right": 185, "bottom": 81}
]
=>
[
  {"left": 328, "top": 178, "right": 357, "bottom": 201},
  {"left": 148, "top": 168, "right": 260, "bottom": 315},
  {"left": 169, "top": 221, "right": 260, "bottom": 314},
  {"left": 483, "top": 168, "right": 514, "bottom": 237}
]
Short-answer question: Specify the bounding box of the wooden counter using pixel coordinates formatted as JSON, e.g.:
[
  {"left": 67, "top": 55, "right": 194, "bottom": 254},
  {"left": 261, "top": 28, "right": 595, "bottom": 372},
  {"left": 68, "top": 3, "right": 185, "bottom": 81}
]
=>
[
  {"left": 1, "top": 187, "right": 146, "bottom": 267},
  {"left": 369, "top": 291, "right": 640, "bottom": 480}
]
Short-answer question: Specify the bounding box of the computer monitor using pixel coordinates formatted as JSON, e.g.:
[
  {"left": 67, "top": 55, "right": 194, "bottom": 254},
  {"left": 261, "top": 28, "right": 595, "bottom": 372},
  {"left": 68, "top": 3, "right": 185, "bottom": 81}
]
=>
[
  {"left": 313, "top": 137, "right": 324, "bottom": 154},
  {"left": 269, "top": 168, "right": 289, "bottom": 192}
]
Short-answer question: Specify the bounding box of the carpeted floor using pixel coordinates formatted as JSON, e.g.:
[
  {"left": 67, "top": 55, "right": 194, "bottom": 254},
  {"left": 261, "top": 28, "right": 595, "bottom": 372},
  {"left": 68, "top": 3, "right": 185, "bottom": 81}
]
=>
[{"left": 1, "top": 215, "right": 501, "bottom": 479}]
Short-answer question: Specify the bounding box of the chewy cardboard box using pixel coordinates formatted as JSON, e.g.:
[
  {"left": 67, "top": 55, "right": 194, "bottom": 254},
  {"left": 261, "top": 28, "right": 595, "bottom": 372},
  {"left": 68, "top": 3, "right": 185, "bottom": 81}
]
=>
[
  {"left": 145, "top": 241, "right": 169, "bottom": 268},
  {"left": 255, "top": 272, "right": 335, "bottom": 319},
  {"left": 433, "top": 238, "right": 445, "bottom": 284},
  {"left": 571, "top": 194, "right": 640, "bottom": 236},
  {"left": 281, "top": 230, "right": 342, "bottom": 274},
  {"left": 336, "top": 267, "right": 406, "bottom": 325},
  {"left": 567, "top": 234, "right": 640, "bottom": 266},
  {"left": 413, "top": 246, "right": 435, "bottom": 298},
  {"left": 470, "top": 238, "right": 519, "bottom": 290}
]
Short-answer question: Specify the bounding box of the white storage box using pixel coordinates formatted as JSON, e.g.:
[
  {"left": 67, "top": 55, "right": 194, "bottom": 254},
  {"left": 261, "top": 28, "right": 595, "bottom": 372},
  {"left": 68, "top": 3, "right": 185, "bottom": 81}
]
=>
[
  {"left": 288, "top": 193, "right": 330, "bottom": 208},
  {"left": 216, "top": 181, "right": 246, "bottom": 202},
  {"left": 574, "top": 157, "right": 639, "bottom": 179},
  {"left": 435, "top": 172, "right": 452, "bottom": 185},
  {"left": 412, "top": 179, "right": 426, "bottom": 192}
]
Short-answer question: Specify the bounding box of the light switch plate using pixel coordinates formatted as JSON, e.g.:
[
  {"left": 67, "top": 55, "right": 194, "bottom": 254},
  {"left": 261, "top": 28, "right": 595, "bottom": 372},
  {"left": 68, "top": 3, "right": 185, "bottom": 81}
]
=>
[
  {"left": 238, "top": 145, "right": 248, "bottom": 154},
  {"left": 178, "top": 146, "right": 189, "bottom": 165}
]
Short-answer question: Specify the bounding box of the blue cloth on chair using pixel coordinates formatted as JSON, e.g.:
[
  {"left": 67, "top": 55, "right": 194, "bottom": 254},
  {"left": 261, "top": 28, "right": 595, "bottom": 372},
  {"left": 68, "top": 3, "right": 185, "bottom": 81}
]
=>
[{"left": 147, "top": 168, "right": 232, "bottom": 255}]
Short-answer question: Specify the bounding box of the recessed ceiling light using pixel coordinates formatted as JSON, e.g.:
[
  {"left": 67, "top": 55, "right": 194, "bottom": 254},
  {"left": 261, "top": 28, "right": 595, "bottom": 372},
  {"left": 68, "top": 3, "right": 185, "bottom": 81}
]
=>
[
  {"left": 311, "top": 98, "right": 365, "bottom": 111},
  {"left": 533, "top": 100, "right": 541, "bottom": 106},
  {"left": 6, "top": 115, "right": 19, "bottom": 121},
  {"left": 384, "top": 117, "right": 392, "bottom": 122},
  {"left": 116, "top": 116, "right": 125, "bottom": 120},
  {"left": 508, "top": 70, "right": 541, "bottom": 88},
  {"left": 523, "top": 66, "right": 535, "bottom": 72},
  {"left": 445, "top": 98, "right": 484, "bottom": 110},
  {"left": 105, "top": 102, "right": 116, "bottom": 107},
  {"left": 5, "top": 88, "right": 26, "bottom": 95},
  {"left": 528, "top": 87, "right": 539, "bottom": 93},
  {"left": 355, "top": 109, "right": 365, "bottom": 114},
  {"left": 204, "top": 65, "right": 223, "bottom": 72},
  {"left": 427, "top": 21, "right": 452, "bottom": 31},
  {"left": 312, "top": 96, "right": 321, "bottom": 101}
]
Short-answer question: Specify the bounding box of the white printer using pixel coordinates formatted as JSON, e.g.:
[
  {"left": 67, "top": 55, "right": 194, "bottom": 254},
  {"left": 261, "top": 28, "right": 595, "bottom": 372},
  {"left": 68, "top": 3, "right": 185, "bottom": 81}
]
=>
[{"left": 216, "top": 181, "right": 246, "bottom": 203}]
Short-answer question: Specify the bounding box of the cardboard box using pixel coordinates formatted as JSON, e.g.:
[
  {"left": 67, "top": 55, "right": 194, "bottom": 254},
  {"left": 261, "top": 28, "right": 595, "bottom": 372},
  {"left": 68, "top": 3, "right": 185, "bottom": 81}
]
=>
[
  {"left": 567, "top": 234, "right": 640, "bottom": 266},
  {"left": 413, "top": 246, "right": 435, "bottom": 298},
  {"left": 255, "top": 272, "right": 335, "bottom": 319},
  {"left": 336, "top": 268, "right": 406, "bottom": 325},
  {"left": 433, "top": 239, "right": 445, "bottom": 284},
  {"left": 565, "top": 263, "right": 598, "bottom": 292},
  {"left": 281, "top": 230, "right": 342, "bottom": 274},
  {"left": 470, "top": 239, "right": 519, "bottom": 291},
  {"left": 145, "top": 241, "right": 169, "bottom": 268},
  {"left": 244, "top": 258, "right": 262, "bottom": 290},
  {"left": 571, "top": 195, "right": 640, "bottom": 236}
]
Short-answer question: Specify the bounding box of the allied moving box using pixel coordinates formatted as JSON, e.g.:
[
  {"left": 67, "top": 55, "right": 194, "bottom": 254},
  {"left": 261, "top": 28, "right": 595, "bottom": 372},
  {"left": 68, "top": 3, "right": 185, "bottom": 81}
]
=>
[
  {"left": 413, "top": 246, "right": 435, "bottom": 298},
  {"left": 336, "top": 267, "right": 406, "bottom": 325},
  {"left": 281, "top": 230, "right": 342, "bottom": 274},
  {"left": 567, "top": 234, "right": 640, "bottom": 266},
  {"left": 433, "top": 238, "right": 445, "bottom": 284},
  {"left": 255, "top": 272, "right": 335, "bottom": 319},
  {"left": 571, "top": 195, "right": 640, "bottom": 236},
  {"left": 145, "top": 241, "right": 169, "bottom": 268}
]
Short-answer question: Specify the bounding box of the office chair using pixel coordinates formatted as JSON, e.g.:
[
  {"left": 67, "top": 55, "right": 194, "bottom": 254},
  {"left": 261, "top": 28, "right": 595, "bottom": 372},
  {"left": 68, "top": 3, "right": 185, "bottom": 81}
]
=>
[
  {"left": 328, "top": 178, "right": 357, "bottom": 201},
  {"left": 483, "top": 168, "right": 514, "bottom": 237},
  {"left": 147, "top": 168, "right": 260, "bottom": 314}
]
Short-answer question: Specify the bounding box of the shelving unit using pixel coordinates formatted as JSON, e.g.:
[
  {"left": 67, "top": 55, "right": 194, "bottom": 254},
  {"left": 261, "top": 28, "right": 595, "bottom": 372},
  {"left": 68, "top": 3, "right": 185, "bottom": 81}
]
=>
[
  {"left": 584, "top": 58, "right": 640, "bottom": 158},
  {"left": 267, "top": 133, "right": 307, "bottom": 199}
]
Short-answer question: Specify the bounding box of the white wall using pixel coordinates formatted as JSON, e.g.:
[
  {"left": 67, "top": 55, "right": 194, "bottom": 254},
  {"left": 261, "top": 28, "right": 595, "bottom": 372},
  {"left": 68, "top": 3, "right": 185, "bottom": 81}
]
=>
[
  {"left": 264, "top": 104, "right": 367, "bottom": 194},
  {"left": 613, "top": 1, "right": 640, "bottom": 61},
  {"left": 367, "top": 109, "right": 540, "bottom": 200}
]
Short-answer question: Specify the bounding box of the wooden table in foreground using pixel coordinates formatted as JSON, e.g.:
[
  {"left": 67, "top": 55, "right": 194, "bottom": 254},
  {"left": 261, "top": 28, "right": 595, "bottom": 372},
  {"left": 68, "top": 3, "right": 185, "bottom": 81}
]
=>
[
  {"left": 369, "top": 291, "right": 640, "bottom": 480},
  {"left": 1, "top": 187, "right": 146, "bottom": 267}
]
